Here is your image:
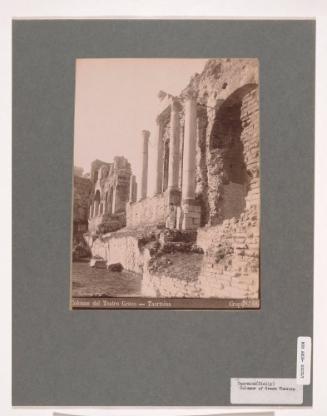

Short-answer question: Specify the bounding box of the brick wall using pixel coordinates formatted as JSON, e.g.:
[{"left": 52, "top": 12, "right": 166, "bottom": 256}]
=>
[
  {"left": 195, "top": 73, "right": 260, "bottom": 299},
  {"left": 196, "top": 203, "right": 259, "bottom": 298},
  {"left": 241, "top": 88, "right": 260, "bottom": 210}
]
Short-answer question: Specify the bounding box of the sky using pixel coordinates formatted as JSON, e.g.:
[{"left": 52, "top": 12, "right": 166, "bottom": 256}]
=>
[{"left": 74, "top": 58, "right": 207, "bottom": 195}]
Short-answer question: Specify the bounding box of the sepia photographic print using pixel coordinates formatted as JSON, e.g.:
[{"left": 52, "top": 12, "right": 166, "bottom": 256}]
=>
[{"left": 71, "top": 58, "right": 260, "bottom": 309}]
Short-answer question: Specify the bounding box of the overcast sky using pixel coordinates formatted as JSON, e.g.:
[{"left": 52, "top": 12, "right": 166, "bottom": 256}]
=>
[{"left": 74, "top": 58, "right": 207, "bottom": 195}]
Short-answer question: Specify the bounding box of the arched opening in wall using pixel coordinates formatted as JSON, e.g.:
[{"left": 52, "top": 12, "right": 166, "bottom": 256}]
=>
[
  {"left": 208, "top": 83, "right": 258, "bottom": 221},
  {"left": 107, "top": 187, "right": 113, "bottom": 215},
  {"left": 94, "top": 190, "right": 101, "bottom": 216},
  {"left": 100, "top": 166, "right": 109, "bottom": 180}
]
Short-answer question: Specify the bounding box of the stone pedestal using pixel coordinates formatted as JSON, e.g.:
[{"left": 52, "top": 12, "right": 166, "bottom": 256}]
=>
[
  {"left": 165, "top": 204, "right": 177, "bottom": 229},
  {"left": 182, "top": 200, "right": 201, "bottom": 230}
]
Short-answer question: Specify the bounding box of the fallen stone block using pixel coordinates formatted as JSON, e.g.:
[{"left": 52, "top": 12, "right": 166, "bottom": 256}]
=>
[
  {"left": 89, "top": 258, "right": 106, "bottom": 268},
  {"left": 107, "top": 262, "right": 123, "bottom": 272}
]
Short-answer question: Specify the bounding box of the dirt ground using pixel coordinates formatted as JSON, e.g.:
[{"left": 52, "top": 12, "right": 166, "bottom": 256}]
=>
[{"left": 71, "top": 261, "right": 142, "bottom": 298}]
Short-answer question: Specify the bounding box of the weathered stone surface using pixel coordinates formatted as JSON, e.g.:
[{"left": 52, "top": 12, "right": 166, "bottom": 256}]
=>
[
  {"left": 73, "top": 174, "right": 92, "bottom": 243},
  {"left": 126, "top": 192, "right": 168, "bottom": 228},
  {"left": 107, "top": 262, "right": 123, "bottom": 272},
  {"left": 140, "top": 130, "right": 150, "bottom": 199},
  {"left": 91, "top": 231, "right": 145, "bottom": 274},
  {"left": 89, "top": 258, "right": 107, "bottom": 268},
  {"left": 88, "top": 156, "right": 132, "bottom": 235}
]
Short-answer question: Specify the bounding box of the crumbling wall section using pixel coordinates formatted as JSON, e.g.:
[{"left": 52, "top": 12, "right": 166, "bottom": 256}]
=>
[
  {"left": 195, "top": 58, "right": 259, "bottom": 225},
  {"left": 91, "top": 233, "right": 145, "bottom": 274},
  {"left": 241, "top": 88, "right": 260, "bottom": 210},
  {"left": 195, "top": 106, "right": 209, "bottom": 225},
  {"left": 196, "top": 204, "right": 259, "bottom": 298},
  {"left": 73, "top": 175, "right": 92, "bottom": 239},
  {"left": 88, "top": 156, "right": 132, "bottom": 235}
]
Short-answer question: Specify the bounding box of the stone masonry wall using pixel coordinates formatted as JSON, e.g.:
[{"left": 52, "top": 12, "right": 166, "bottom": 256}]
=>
[
  {"left": 241, "top": 88, "right": 260, "bottom": 210},
  {"left": 91, "top": 232, "right": 145, "bottom": 274},
  {"left": 196, "top": 202, "right": 259, "bottom": 299},
  {"left": 222, "top": 182, "right": 246, "bottom": 220},
  {"left": 126, "top": 193, "right": 169, "bottom": 228},
  {"left": 141, "top": 270, "right": 201, "bottom": 297}
]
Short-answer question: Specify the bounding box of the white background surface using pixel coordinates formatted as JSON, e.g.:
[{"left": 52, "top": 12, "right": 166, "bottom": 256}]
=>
[{"left": 1, "top": 1, "right": 327, "bottom": 415}]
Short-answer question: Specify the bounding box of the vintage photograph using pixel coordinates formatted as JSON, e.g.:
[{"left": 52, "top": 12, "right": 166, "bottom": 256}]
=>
[{"left": 71, "top": 58, "right": 260, "bottom": 309}]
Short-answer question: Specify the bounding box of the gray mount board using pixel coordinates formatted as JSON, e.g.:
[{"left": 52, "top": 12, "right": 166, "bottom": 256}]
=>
[{"left": 12, "top": 19, "right": 314, "bottom": 406}]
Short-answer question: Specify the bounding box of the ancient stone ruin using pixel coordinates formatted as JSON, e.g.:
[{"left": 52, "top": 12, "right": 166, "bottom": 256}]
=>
[
  {"left": 79, "top": 58, "right": 260, "bottom": 300},
  {"left": 72, "top": 168, "right": 92, "bottom": 260},
  {"left": 88, "top": 157, "right": 132, "bottom": 235}
]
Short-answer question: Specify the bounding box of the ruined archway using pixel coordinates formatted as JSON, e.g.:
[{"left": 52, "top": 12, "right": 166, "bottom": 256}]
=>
[{"left": 207, "top": 83, "right": 258, "bottom": 224}]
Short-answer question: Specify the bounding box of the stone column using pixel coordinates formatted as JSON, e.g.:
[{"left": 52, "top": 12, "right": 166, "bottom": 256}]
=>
[
  {"left": 181, "top": 88, "right": 201, "bottom": 230},
  {"left": 112, "top": 186, "right": 118, "bottom": 213},
  {"left": 168, "top": 99, "right": 181, "bottom": 192},
  {"left": 140, "top": 130, "right": 150, "bottom": 199},
  {"left": 107, "top": 188, "right": 112, "bottom": 215},
  {"left": 129, "top": 175, "right": 137, "bottom": 203},
  {"left": 154, "top": 119, "right": 164, "bottom": 194},
  {"left": 94, "top": 200, "right": 99, "bottom": 217}
]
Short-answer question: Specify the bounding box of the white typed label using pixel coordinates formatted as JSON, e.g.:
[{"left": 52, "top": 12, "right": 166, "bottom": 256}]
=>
[
  {"left": 230, "top": 378, "right": 303, "bottom": 404},
  {"left": 296, "top": 336, "right": 312, "bottom": 385}
]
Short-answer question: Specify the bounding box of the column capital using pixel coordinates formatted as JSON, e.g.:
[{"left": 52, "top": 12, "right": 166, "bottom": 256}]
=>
[
  {"left": 170, "top": 97, "right": 183, "bottom": 113},
  {"left": 182, "top": 86, "right": 198, "bottom": 101},
  {"left": 156, "top": 106, "right": 171, "bottom": 125},
  {"left": 141, "top": 129, "right": 150, "bottom": 140}
]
